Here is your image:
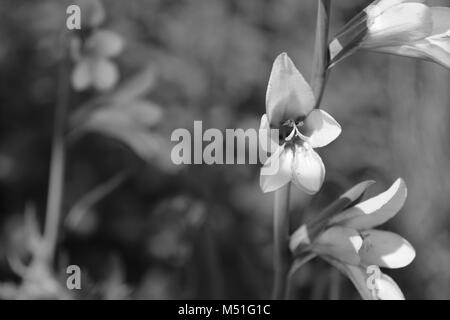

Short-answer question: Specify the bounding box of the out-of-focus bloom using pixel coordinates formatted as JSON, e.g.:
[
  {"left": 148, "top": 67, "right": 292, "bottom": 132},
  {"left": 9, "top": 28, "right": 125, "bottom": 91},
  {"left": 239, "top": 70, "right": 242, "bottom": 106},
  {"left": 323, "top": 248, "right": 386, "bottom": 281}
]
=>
[
  {"left": 71, "top": 29, "right": 124, "bottom": 91},
  {"left": 75, "top": 0, "right": 106, "bottom": 28},
  {"left": 329, "top": 0, "right": 450, "bottom": 69},
  {"left": 259, "top": 53, "right": 341, "bottom": 194},
  {"left": 290, "top": 178, "right": 415, "bottom": 300}
]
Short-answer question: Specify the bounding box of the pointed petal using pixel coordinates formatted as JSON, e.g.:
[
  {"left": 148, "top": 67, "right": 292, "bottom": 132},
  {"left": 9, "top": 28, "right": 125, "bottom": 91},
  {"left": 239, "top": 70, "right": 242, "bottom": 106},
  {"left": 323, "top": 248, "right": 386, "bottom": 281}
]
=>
[
  {"left": 364, "top": 3, "right": 432, "bottom": 49},
  {"left": 259, "top": 114, "right": 279, "bottom": 154},
  {"left": 87, "top": 30, "right": 124, "bottom": 57},
  {"left": 291, "top": 148, "right": 325, "bottom": 195},
  {"left": 91, "top": 59, "right": 120, "bottom": 91},
  {"left": 313, "top": 226, "right": 363, "bottom": 265},
  {"left": 303, "top": 109, "right": 341, "bottom": 148},
  {"left": 265, "top": 53, "right": 315, "bottom": 127},
  {"left": 359, "top": 230, "right": 416, "bottom": 269},
  {"left": 71, "top": 60, "right": 92, "bottom": 91},
  {"left": 376, "top": 272, "right": 405, "bottom": 300},
  {"left": 329, "top": 178, "right": 407, "bottom": 230},
  {"left": 260, "top": 145, "right": 293, "bottom": 193}
]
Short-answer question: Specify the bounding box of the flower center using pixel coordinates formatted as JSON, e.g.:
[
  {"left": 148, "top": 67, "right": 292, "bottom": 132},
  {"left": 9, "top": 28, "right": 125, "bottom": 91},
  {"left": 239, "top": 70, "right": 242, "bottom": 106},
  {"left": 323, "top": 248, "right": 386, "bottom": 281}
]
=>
[{"left": 280, "top": 119, "right": 310, "bottom": 146}]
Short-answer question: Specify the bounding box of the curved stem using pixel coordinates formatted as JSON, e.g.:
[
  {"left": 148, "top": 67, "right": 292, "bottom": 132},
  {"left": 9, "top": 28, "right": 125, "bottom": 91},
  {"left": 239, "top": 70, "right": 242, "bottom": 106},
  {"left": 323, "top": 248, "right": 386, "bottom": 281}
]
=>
[
  {"left": 311, "top": 0, "right": 331, "bottom": 108},
  {"left": 272, "top": 183, "right": 291, "bottom": 299},
  {"left": 43, "top": 33, "right": 70, "bottom": 266}
]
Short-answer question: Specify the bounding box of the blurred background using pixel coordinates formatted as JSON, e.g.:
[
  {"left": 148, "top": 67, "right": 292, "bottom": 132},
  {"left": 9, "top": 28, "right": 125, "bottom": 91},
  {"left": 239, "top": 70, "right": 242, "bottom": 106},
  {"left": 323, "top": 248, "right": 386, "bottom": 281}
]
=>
[{"left": 0, "top": 0, "right": 449, "bottom": 299}]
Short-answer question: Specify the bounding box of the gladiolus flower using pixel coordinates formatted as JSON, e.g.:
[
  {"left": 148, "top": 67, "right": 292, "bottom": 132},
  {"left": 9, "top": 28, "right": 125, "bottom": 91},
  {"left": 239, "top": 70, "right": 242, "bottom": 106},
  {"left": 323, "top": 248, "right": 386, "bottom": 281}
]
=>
[
  {"left": 71, "top": 29, "right": 124, "bottom": 91},
  {"left": 259, "top": 53, "right": 341, "bottom": 194},
  {"left": 329, "top": 0, "right": 450, "bottom": 69},
  {"left": 290, "top": 178, "right": 415, "bottom": 300}
]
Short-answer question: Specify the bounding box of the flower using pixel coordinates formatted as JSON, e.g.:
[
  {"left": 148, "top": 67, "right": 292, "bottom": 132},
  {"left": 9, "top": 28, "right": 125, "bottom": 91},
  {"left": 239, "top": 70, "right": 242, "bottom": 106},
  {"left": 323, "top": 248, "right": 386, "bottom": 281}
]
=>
[
  {"left": 75, "top": 0, "right": 106, "bottom": 29},
  {"left": 259, "top": 53, "right": 341, "bottom": 194},
  {"left": 71, "top": 29, "right": 124, "bottom": 91},
  {"left": 290, "top": 178, "right": 415, "bottom": 300},
  {"left": 329, "top": 0, "right": 450, "bottom": 69}
]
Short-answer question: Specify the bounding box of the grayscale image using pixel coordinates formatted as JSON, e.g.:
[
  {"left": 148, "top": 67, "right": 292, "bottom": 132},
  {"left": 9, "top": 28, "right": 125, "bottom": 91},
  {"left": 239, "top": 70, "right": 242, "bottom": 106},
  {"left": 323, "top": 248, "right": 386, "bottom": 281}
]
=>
[{"left": 0, "top": 0, "right": 449, "bottom": 301}]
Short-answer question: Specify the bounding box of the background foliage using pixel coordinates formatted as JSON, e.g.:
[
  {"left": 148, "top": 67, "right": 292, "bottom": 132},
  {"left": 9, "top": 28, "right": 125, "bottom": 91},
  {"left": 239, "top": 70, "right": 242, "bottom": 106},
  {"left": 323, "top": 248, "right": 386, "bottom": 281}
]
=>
[{"left": 0, "top": 0, "right": 449, "bottom": 299}]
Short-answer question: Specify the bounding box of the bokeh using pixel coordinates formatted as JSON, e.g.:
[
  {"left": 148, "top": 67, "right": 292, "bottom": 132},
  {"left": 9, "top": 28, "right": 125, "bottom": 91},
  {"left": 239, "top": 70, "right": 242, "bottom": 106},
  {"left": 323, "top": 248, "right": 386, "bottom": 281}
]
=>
[{"left": 0, "top": 0, "right": 449, "bottom": 299}]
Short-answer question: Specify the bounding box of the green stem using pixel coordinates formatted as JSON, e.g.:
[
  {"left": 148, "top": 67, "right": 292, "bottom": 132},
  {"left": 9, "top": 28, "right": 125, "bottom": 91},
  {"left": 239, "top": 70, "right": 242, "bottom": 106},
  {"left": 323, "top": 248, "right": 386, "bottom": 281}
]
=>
[
  {"left": 43, "top": 33, "right": 70, "bottom": 266},
  {"left": 311, "top": 0, "right": 331, "bottom": 108},
  {"left": 272, "top": 183, "right": 291, "bottom": 300}
]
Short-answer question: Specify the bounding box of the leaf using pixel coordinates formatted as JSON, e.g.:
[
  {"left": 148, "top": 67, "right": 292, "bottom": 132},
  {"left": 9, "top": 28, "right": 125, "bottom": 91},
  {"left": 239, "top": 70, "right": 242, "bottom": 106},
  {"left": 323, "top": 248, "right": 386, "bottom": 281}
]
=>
[
  {"left": 329, "top": 178, "right": 407, "bottom": 230},
  {"left": 307, "top": 180, "right": 375, "bottom": 241},
  {"left": 65, "top": 171, "right": 128, "bottom": 231}
]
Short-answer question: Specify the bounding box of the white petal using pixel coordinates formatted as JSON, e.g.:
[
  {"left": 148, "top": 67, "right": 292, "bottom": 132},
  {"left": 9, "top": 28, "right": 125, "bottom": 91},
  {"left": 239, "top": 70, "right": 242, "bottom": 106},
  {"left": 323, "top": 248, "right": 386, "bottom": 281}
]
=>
[
  {"left": 265, "top": 53, "right": 315, "bottom": 127},
  {"left": 329, "top": 178, "right": 407, "bottom": 230},
  {"left": 71, "top": 60, "right": 92, "bottom": 91},
  {"left": 260, "top": 145, "right": 293, "bottom": 193},
  {"left": 313, "top": 226, "right": 362, "bottom": 265},
  {"left": 376, "top": 273, "right": 405, "bottom": 300},
  {"left": 359, "top": 230, "right": 416, "bottom": 269},
  {"left": 291, "top": 147, "right": 325, "bottom": 195},
  {"left": 303, "top": 109, "right": 341, "bottom": 148},
  {"left": 324, "top": 257, "right": 406, "bottom": 300},
  {"left": 364, "top": 3, "right": 432, "bottom": 48},
  {"left": 366, "top": 0, "right": 426, "bottom": 18},
  {"left": 91, "top": 59, "right": 120, "bottom": 91},
  {"left": 259, "top": 114, "right": 279, "bottom": 154},
  {"left": 87, "top": 30, "right": 124, "bottom": 57},
  {"left": 75, "top": 0, "right": 105, "bottom": 28}
]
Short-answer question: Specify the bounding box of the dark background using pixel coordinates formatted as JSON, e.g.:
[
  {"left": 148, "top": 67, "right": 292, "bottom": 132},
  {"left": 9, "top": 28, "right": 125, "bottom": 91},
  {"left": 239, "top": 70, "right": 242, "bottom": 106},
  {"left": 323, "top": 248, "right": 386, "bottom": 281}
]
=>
[{"left": 0, "top": 0, "right": 449, "bottom": 299}]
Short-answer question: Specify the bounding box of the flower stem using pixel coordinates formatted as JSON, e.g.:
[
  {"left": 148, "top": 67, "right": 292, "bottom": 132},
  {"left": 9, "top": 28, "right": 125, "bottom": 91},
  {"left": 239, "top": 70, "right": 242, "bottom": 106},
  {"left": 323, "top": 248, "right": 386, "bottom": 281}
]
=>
[
  {"left": 311, "top": 0, "right": 331, "bottom": 108},
  {"left": 272, "top": 183, "right": 291, "bottom": 300},
  {"left": 43, "top": 33, "right": 70, "bottom": 266}
]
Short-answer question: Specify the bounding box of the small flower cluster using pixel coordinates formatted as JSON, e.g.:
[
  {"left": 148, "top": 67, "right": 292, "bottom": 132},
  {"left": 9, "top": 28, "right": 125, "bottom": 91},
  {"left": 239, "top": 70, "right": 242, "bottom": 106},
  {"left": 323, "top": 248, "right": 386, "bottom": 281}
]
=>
[
  {"left": 70, "top": 0, "right": 124, "bottom": 91},
  {"left": 290, "top": 179, "right": 415, "bottom": 299}
]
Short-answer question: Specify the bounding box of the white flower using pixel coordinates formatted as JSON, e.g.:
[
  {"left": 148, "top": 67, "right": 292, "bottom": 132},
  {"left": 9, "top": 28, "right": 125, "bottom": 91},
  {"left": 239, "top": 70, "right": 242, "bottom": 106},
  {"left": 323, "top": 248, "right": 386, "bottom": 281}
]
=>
[
  {"left": 329, "top": 0, "right": 450, "bottom": 69},
  {"left": 290, "top": 178, "right": 416, "bottom": 300},
  {"left": 71, "top": 29, "right": 124, "bottom": 91},
  {"left": 259, "top": 53, "right": 341, "bottom": 194}
]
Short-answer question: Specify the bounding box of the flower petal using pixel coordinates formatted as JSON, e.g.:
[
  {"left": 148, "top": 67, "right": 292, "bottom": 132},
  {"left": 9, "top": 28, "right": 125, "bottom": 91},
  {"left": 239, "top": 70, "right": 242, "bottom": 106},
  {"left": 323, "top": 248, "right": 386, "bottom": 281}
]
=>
[
  {"left": 313, "top": 226, "right": 362, "bottom": 265},
  {"left": 260, "top": 145, "right": 293, "bottom": 193},
  {"left": 324, "top": 257, "right": 406, "bottom": 300},
  {"left": 258, "top": 114, "right": 279, "bottom": 154},
  {"left": 376, "top": 272, "right": 405, "bottom": 300},
  {"left": 71, "top": 60, "right": 92, "bottom": 91},
  {"left": 359, "top": 229, "right": 415, "bottom": 269},
  {"left": 291, "top": 147, "right": 325, "bottom": 194},
  {"left": 429, "top": 7, "right": 450, "bottom": 36},
  {"left": 364, "top": 3, "right": 433, "bottom": 49},
  {"left": 75, "top": 0, "right": 105, "bottom": 28},
  {"left": 91, "top": 59, "right": 120, "bottom": 91},
  {"left": 303, "top": 109, "right": 341, "bottom": 148},
  {"left": 265, "top": 53, "right": 315, "bottom": 127},
  {"left": 376, "top": 41, "right": 450, "bottom": 69},
  {"left": 87, "top": 30, "right": 124, "bottom": 57},
  {"left": 329, "top": 178, "right": 407, "bottom": 230}
]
